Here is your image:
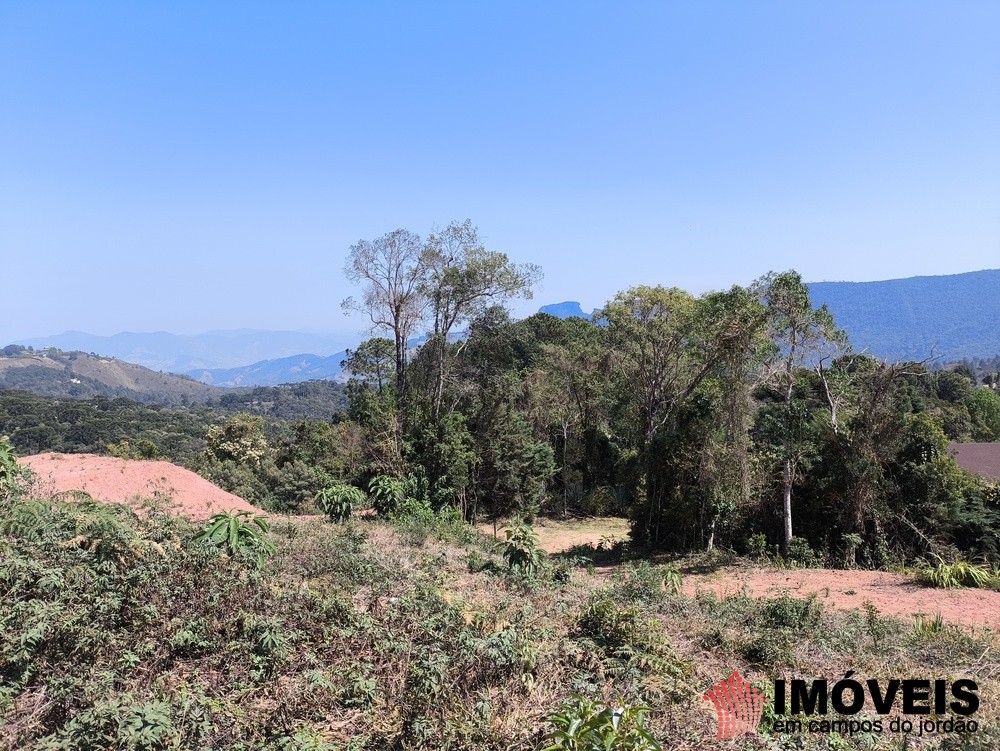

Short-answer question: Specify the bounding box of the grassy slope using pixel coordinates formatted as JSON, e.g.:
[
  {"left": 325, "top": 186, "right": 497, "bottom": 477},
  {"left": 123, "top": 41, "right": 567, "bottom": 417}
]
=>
[{"left": 1, "top": 499, "right": 998, "bottom": 750}]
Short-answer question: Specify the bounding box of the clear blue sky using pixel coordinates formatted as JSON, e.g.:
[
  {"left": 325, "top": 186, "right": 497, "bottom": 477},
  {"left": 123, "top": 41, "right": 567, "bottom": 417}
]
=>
[{"left": 2, "top": 1, "right": 998, "bottom": 343}]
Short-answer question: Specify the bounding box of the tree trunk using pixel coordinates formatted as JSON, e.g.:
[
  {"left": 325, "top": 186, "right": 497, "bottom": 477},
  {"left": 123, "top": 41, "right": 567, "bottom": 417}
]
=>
[
  {"left": 432, "top": 334, "right": 446, "bottom": 422},
  {"left": 782, "top": 458, "right": 794, "bottom": 555}
]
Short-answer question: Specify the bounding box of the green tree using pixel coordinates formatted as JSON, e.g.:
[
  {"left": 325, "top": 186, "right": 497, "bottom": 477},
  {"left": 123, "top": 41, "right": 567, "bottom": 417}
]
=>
[
  {"left": 760, "top": 270, "right": 846, "bottom": 555},
  {"left": 204, "top": 414, "right": 268, "bottom": 466},
  {"left": 966, "top": 387, "right": 1000, "bottom": 440},
  {"left": 601, "top": 285, "right": 767, "bottom": 548},
  {"left": 421, "top": 219, "right": 541, "bottom": 421}
]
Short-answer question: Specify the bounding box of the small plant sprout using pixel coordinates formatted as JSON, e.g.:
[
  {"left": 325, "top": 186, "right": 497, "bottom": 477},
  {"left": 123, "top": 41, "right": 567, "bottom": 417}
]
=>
[
  {"left": 503, "top": 523, "right": 543, "bottom": 577},
  {"left": 192, "top": 510, "right": 276, "bottom": 566}
]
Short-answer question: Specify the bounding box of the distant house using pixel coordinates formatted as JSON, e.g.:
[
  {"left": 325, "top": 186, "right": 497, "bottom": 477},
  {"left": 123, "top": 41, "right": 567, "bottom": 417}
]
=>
[{"left": 950, "top": 443, "right": 1000, "bottom": 481}]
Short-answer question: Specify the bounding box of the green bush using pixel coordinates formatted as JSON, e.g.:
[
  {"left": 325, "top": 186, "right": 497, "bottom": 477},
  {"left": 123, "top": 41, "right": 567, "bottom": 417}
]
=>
[
  {"left": 191, "top": 510, "right": 276, "bottom": 566},
  {"left": 917, "top": 554, "right": 999, "bottom": 589},
  {"left": 613, "top": 561, "right": 682, "bottom": 604},
  {"left": 368, "top": 475, "right": 404, "bottom": 516},
  {"left": 503, "top": 524, "right": 543, "bottom": 577},
  {"left": 758, "top": 594, "right": 823, "bottom": 631},
  {"left": 576, "top": 593, "right": 644, "bottom": 651},
  {"left": 543, "top": 696, "right": 661, "bottom": 751},
  {"left": 316, "top": 484, "right": 366, "bottom": 523}
]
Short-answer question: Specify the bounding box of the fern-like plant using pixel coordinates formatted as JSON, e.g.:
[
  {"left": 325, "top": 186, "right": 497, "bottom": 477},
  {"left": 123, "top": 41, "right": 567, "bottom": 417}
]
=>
[
  {"left": 192, "top": 510, "right": 275, "bottom": 565},
  {"left": 0, "top": 436, "right": 26, "bottom": 500}
]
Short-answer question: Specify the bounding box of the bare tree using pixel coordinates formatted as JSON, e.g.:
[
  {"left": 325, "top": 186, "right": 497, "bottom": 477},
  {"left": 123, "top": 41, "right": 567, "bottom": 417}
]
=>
[{"left": 342, "top": 229, "right": 428, "bottom": 399}]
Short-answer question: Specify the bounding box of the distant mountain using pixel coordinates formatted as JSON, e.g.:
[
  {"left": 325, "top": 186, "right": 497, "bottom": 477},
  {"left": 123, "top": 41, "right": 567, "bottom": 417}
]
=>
[
  {"left": 807, "top": 269, "right": 1000, "bottom": 362},
  {"left": 188, "top": 351, "right": 350, "bottom": 387},
  {"left": 538, "top": 301, "right": 597, "bottom": 320},
  {"left": 14, "top": 329, "right": 355, "bottom": 372},
  {"left": 0, "top": 348, "right": 224, "bottom": 405},
  {"left": 187, "top": 332, "right": 468, "bottom": 387},
  {"left": 14, "top": 270, "right": 1000, "bottom": 390}
]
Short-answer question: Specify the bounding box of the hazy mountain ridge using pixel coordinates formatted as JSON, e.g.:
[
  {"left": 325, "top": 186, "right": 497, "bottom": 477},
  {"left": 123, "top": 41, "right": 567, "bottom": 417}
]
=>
[
  {"left": 188, "top": 352, "right": 351, "bottom": 387},
  {"left": 545, "top": 270, "right": 1000, "bottom": 363},
  {"left": 807, "top": 269, "right": 1000, "bottom": 361},
  {"left": 14, "top": 329, "right": 355, "bottom": 372},
  {"left": 8, "top": 270, "right": 1000, "bottom": 389}
]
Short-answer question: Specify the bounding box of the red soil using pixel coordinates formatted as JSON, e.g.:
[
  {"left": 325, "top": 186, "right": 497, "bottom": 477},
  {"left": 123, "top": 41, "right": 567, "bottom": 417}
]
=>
[
  {"left": 683, "top": 567, "right": 1000, "bottom": 630},
  {"left": 18, "top": 453, "right": 265, "bottom": 521}
]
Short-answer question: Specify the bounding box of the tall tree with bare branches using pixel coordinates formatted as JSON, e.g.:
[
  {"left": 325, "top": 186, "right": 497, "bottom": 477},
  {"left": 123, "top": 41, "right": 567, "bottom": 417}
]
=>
[{"left": 342, "top": 229, "right": 428, "bottom": 400}]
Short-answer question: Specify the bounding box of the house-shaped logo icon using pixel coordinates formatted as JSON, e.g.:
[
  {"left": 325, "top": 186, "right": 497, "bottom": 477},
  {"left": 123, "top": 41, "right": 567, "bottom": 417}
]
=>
[{"left": 703, "top": 671, "right": 769, "bottom": 739}]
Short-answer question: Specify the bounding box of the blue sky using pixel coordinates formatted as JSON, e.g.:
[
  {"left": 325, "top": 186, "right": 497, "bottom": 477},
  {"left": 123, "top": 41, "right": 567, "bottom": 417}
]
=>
[{"left": 2, "top": 1, "right": 998, "bottom": 343}]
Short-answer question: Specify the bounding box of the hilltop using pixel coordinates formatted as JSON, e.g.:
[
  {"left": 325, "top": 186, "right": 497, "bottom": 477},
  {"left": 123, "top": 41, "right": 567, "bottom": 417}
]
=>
[
  {"left": 14, "top": 329, "right": 355, "bottom": 372},
  {"left": 0, "top": 347, "right": 222, "bottom": 405}
]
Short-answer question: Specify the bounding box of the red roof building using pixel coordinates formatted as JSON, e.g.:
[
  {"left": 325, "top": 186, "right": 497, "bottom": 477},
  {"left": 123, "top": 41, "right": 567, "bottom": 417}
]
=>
[{"left": 950, "top": 443, "right": 1000, "bottom": 481}]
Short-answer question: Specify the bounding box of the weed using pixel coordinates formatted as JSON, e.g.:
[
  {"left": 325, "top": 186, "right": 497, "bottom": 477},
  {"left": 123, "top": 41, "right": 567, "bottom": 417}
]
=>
[
  {"left": 912, "top": 612, "right": 945, "bottom": 639},
  {"left": 862, "top": 600, "right": 888, "bottom": 651},
  {"left": 917, "top": 554, "right": 998, "bottom": 589}
]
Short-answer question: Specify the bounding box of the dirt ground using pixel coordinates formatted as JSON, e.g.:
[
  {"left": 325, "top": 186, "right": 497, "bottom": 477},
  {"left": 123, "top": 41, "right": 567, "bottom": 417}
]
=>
[
  {"left": 478, "top": 516, "right": 631, "bottom": 553},
  {"left": 481, "top": 516, "right": 999, "bottom": 629},
  {"left": 682, "top": 566, "right": 1000, "bottom": 629},
  {"left": 18, "top": 452, "right": 265, "bottom": 521}
]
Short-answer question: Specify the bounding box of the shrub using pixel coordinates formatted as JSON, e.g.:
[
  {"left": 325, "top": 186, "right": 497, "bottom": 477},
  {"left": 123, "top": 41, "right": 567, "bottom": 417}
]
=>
[
  {"left": 576, "top": 593, "right": 644, "bottom": 650},
  {"left": 503, "top": 524, "right": 542, "bottom": 577},
  {"left": 191, "top": 510, "right": 276, "bottom": 566},
  {"left": 316, "top": 484, "right": 366, "bottom": 523},
  {"left": 758, "top": 594, "right": 823, "bottom": 631},
  {"left": 368, "top": 475, "right": 404, "bottom": 516},
  {"left": 613, "top": 561, "right": 682, "bottom": 604},
  {"left": 785, "top": 536, "right": 821, "bottom": 567},
  {"left": 0, "top": 436, "right": 29, "bottom": 501},
  {"left": 917, "top": 555, "right": 998, "bottom": 589},
  {"left": 543, "top": 696, "right": 661, "bottom": 751}
]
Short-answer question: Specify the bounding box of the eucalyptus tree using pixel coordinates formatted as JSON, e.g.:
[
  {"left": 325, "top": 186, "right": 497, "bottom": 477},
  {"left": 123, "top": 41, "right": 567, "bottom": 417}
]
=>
[
  {"left": 758, "top": 270, "right": 847, "bottom": 555},
  {"left": 600, "top": 284, "right": 768, "bottom": 548},
  {"left": 420, "top": 220, "right": 541, "bottom": 421},
  {"left": 342, "top": 229, "right": 428, "bottom": 399}
]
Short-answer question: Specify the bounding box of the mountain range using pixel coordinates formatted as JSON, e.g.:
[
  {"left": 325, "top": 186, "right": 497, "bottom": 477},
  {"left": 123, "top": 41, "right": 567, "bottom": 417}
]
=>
[
  {"left": 15, "top": 329, "right": 355, "bottom": 372},
  {"left": 8, "top": 269, "right": 1000, "bottom": 388}
]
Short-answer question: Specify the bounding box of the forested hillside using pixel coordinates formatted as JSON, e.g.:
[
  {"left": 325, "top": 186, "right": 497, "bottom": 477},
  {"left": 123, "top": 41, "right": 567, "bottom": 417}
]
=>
[{"left": 809, "top": 268, "right": 1000, "bottom": 361}]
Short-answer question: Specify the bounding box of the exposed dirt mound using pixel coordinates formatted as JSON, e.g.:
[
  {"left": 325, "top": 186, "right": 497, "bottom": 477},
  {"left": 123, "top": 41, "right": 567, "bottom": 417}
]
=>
[
  {"left": 683, "top": 567, "right": 1000, "bottom": 629},
  {"left": 18, "top": 453, "right": 265, "bottom": 521}
]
